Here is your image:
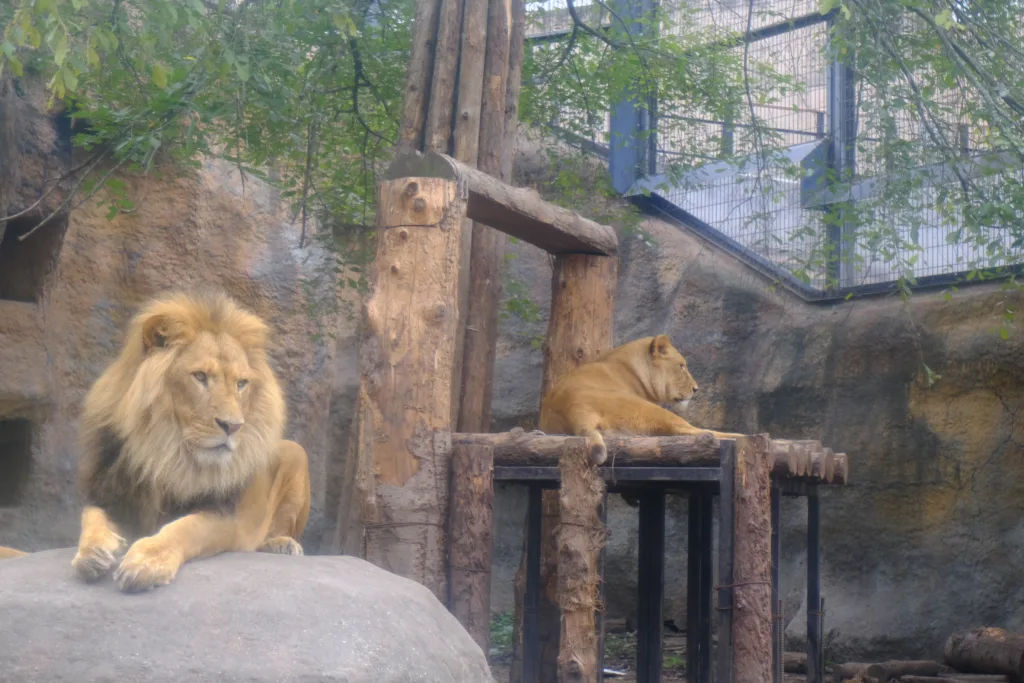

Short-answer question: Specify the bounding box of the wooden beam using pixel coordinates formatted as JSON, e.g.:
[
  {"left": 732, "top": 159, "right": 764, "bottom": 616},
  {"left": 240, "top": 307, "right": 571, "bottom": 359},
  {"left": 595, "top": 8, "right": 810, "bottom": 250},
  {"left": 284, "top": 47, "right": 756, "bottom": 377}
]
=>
[
  {"left": 732, "top": 435, "right": 773, "bottom": 683},
  {"left": 384, "top": 150, "right": 619, "bottom": 256},
  {"left": 424, "top": 0, "right": 464, "bottom": 153},
  {"left": 448, "top": 442, "right": 494, "bottom": 653},
  {"left": 399, "top": 0, "right": 442, "bottom": 150},
  {"left": 556, "top": 437, "right": 605, "bottom": 683},
  {"left": 451, "top": 431, "right": 849, "bottom": 484},
  {"left": 355, "top": 176, "right": 466, "bottom": 601}
]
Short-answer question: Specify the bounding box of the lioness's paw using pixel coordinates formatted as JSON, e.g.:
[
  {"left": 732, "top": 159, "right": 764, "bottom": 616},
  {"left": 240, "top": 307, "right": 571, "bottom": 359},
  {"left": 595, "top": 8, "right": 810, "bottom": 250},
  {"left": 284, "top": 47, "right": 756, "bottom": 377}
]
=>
[
  {"left": 113, "top": 537, "right": 183, "bottom": 593},
  {"left": 258, "top": 536, "right": 304, "bottom": 556},
  {"left": 588, "top": 442, "right": 608, "bottom": 467},
  {"left": 72, "top": 530, "right": 127, "bottom": 582}
]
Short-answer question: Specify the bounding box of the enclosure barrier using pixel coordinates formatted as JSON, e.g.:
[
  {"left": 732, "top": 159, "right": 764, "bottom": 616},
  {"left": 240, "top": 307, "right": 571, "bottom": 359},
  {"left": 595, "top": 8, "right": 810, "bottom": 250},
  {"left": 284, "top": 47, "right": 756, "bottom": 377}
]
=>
[{"left": 359, "top": 149, "right": 850, "bottom": 683}]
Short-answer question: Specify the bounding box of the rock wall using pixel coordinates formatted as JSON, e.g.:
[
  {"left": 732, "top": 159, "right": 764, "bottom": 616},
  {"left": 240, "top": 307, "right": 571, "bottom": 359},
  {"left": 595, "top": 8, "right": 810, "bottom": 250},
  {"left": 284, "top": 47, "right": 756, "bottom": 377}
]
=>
[{"left": 488, "top": 186, "right": 1024, "bottom": 661}]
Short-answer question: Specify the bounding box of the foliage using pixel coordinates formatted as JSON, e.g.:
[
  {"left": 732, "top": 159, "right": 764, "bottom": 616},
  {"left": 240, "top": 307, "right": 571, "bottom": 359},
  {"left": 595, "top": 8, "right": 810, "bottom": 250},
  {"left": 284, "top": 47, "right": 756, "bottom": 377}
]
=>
[{"left": 488, "top": 610, "right": 515, "bottom": 663}]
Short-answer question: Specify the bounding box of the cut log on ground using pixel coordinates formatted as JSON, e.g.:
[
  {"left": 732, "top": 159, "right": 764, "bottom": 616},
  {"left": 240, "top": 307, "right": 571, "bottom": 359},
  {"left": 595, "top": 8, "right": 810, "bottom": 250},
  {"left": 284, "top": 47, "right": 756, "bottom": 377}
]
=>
[
  {"left": 556, "top": 437, "right": 606, "bottom": 683},
  {"left": 384, "top": 150, "right": 618, "bottom": 256},
  {"left": 835, "top": 660, "right": 952, "bottom": 682},
  {"left": 447, "top": 443, "right": 494, "bottom": 654},
  {"left": 903, "top": 676, "right": 1010, "bottom": 683},
  {"left": 784, "top": 651, "right": 807, "bottom": 673},
  {"left": 945, "top": 627, "right": 1024, "bottom": 683}
]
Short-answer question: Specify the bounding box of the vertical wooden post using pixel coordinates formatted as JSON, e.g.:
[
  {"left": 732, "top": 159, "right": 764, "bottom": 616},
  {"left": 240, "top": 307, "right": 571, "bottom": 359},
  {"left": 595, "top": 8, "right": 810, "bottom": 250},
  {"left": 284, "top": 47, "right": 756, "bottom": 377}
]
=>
[
  {"left": 771, "top": 484, "right": 783, "bottom": 683},
  {"left": 557, "top": 437, "right": 606, "bottom": 683},
  {"left": 399, "top": 0, "right": 442, "bottom": 150},
  {"left": 807, "top": 486, "right": 823, "bottom": 683},
  {"left": 717, "top": 440, "right": 737, "bottom": 683},
  {"left": 448, "top": 443, "right": 495, "bottom": 652},
  {"left": 457, "top": 0, "right": 523, "bottom": 434},
  {"left": 687, "top": 489, "right": 714, "bottom": 683},
  {"left": 356, "top": 175, "right": 466, "bottom": 601},
  {"left": 511, "top": 253, "right": 617, "bottom": 682},
  {"left": 733, "top": 435, "right": 773, "bottom": 683},
  {"left": 636, "top": 490, "right": 666, "bottom": 683}
]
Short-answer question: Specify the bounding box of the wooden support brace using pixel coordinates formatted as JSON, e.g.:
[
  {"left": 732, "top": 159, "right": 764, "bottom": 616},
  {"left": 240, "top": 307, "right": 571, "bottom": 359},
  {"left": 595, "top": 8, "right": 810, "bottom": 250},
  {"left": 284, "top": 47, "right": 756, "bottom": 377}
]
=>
[
  {"left": 448, "top": 442, "right": 494, "bottom": 653},
  {"left": 384, "top": 150, "right": 619, "bottom": 256}
]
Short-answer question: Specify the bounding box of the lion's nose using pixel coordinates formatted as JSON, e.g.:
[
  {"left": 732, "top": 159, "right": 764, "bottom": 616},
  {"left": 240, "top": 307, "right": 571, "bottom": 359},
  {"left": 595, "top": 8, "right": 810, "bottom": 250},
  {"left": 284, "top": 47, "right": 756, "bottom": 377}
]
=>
[
  {"left": 216, "top": 417, "right": 244, "bottom": 435},
  {"left": 693, "top": 385, "right": 699, "bottom": 393}
]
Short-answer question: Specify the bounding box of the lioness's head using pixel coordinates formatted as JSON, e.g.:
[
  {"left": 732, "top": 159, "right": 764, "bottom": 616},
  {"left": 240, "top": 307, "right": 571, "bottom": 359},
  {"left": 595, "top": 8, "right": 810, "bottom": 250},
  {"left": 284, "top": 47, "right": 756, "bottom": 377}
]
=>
[
  {"left": 98, "top": 291, "right": 286, "bottom": 490},
  {"left": 645, "top": 334, "right": 699, "bottom": 410}
]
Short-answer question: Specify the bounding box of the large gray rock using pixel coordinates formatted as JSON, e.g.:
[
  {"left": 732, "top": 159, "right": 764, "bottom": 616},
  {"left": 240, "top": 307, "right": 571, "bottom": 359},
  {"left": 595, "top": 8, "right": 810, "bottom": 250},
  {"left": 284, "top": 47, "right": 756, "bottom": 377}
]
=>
[{"left": 0, "top": 548, "right": 494, "bottom": 683}]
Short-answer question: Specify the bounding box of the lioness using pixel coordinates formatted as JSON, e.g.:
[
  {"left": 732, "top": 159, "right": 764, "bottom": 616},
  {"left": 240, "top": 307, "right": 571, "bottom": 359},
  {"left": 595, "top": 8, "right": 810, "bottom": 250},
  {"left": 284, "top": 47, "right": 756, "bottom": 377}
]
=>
[
  {"left": 70, "top": 290, "right": 311, "bottom": 593},
  {"left": 539, "top": 334, "right": 744, "bottom": 465}
]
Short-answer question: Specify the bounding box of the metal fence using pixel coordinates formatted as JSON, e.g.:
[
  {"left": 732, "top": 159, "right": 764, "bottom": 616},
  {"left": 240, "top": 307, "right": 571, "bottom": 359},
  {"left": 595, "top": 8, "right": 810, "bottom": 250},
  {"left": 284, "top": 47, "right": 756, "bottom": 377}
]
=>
[{"left": 524, "top": 0, "right": 1024, "bottom": 297}]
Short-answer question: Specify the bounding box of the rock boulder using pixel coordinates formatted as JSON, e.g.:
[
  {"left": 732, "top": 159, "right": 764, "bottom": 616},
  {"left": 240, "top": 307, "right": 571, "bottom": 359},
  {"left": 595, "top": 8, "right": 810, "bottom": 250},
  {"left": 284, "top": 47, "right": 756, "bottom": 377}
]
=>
[{"left": 0, "top": 548, "right": 493, "bottom": 683}]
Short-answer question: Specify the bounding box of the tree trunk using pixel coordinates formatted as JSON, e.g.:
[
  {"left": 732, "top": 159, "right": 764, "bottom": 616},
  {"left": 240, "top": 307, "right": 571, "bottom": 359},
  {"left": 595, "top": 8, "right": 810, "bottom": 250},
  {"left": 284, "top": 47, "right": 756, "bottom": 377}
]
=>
[
  {"left": 399, "top": 0, "right": 442, "bottom": 150},
  {"left": 424, "top": 0, "right": 463, "bottom": 154},
  {"left": 356, "top": 176, "right": 466, "bottom": 601},
  {"left": 556, "top": 437, "right": 606, "bottom": 683},
  {"left": 731, "top": 435, "right": 773, "bottom": 683},
  {"left": 448, "top": 443, "right": 494, "bottom": 653},
  {"left": 945, "top": 628, "right": 1024, "bottom": 682}
]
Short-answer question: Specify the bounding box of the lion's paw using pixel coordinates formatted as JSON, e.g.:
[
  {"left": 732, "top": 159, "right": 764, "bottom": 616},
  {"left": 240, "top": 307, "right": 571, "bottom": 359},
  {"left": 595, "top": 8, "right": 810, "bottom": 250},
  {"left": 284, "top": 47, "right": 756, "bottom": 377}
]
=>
[
  {"left": 258, "top": 536, "right": 304, "bottom": 556},
  {"left": 72, "top": 530, "right": 127, "bottom": 582},
  {"left": 113, "top": 537, "right": 183, "bottom": 593}
]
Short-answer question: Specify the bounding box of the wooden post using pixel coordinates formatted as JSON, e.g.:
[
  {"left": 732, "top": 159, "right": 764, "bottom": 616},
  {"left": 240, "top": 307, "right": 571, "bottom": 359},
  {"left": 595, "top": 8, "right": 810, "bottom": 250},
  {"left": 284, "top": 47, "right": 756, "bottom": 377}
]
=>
[
  {"left": 399, "top": 0, "right": 442, "bottom": 150},
  {"left": 448, "top": 443, "right": 495, "bottom": 652},
  {"left": 356, "top": 175, "right": 466, "bottom": 600},
  {"left": 732, "top": 435, "right": 774, "bottom": 683},
  {"left": 557, "top": 437, "right": 606, "bottom": 683}
]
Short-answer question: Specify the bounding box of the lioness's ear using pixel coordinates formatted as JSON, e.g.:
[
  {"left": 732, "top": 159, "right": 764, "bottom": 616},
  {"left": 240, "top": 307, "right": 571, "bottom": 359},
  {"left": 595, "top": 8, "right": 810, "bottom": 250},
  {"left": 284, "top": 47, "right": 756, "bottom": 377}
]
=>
[
  {"left": 140, "top": 311, "right": 196, "bottom": 352},
  {"left": 649, "top": 334, "right": 672, "bottom": 358}
]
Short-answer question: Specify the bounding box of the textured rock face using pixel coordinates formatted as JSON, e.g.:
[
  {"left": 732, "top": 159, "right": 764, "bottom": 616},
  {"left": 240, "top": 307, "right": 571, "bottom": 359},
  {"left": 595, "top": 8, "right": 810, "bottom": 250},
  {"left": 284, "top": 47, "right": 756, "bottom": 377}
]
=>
[
  {"left": 0, "top": 548, "right": 494, "bottom": 683},
  {"left": 490, "top": 158, "right": 1024, "bottom": 661},
  {"left": 0, "top": 79, "right": 358, "bottom": 555}
]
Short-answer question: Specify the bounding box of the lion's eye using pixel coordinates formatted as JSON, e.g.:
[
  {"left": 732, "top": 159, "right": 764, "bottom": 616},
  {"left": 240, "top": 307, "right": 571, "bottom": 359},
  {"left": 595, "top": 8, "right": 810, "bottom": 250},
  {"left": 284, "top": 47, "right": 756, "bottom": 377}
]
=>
[
  {"left": 237, "top": 379, "right": 249, "bottom": 391},
  {"left": 192, "top": 371, "right": 208, "bottom": 385}
]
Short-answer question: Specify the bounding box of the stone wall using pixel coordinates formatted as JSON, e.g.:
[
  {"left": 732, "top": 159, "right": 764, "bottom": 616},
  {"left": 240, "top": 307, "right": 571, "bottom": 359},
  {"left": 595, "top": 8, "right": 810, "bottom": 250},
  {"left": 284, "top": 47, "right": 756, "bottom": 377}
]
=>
[
  {"left": 0, "top": 79, "right": 358, "bottom": 554},
  {"left": 488, "top": 193, "right": 1024, "bottom": 661}
]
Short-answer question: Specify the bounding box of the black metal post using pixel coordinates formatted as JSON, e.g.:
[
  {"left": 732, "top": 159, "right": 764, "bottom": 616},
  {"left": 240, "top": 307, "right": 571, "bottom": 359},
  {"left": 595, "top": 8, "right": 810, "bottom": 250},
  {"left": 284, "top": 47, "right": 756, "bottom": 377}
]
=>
[
  {"left": 825, "top": 23, "right": 856, "bottom": 291},
  {"left": 523, "top": 484, "right": 543, "bottom": 683},
  {"left": 807, "top": 486, "right": 822, "bottom": 683},
  {"left": 771, "top": 484, "right": 782, "bottom": 683},
  {"left": 716, "top": 441, "right": 736, "bottom": 683},
  {"left": 637, "top": 490, "right": 666, "bottom": 683},
  {"left": 687, "top": 488, "right": 714, "bottom": 683},
  {"left": 597, "top": 492, "right": 609, "bottom": 683}
]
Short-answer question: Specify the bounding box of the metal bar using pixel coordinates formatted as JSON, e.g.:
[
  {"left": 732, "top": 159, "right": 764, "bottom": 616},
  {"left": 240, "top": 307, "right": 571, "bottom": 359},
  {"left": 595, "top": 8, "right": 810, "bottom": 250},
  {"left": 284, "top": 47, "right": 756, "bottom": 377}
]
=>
[
  {"left": 807, "top": 486, "right": 822, "bottom": 683},
  {"left": 597, "top": 492, "right": 608, "bottom": 683},
  {"left": 771, "top": 485, "right": 783, "bottom": 683},
  {"left": 637, "top": 490, "right": 666, "bottom": 683},
  {"left": 687, "top": 489, "right": 714, "bottom": 682},
  {"left": 523, "top": 484, "right": 543, "bottom": 683},
  {"left": 716, "top": 441, "right": 736, "bottom": 683},
  {"left": 494, "top": 465, "right": 723, "bottom": 483}
]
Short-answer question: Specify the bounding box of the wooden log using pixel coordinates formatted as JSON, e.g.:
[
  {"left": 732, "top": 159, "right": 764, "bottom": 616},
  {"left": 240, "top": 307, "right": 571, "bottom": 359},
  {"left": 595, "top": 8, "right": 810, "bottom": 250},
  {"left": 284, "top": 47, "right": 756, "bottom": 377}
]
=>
[
  {"left": 399, "top": 0, "right": 442, "bottom": 150},
  {"left": 732, "top": 435, "right": 773, "bottom": 683},
  {"left": 905, "top": 677, "right": 1010, "bottom": 683},
  {"left": 501, "top": 0, "right": 526, "bottom": 182},
  {"left": 556, "top": 437, "right": 606, "bottom": 683},
  {"left": 455, "top": 0, "right": 513, "bottom": 434},
  {"left": 384, "top": 150, "right": 619, "bottom": 256},
  {"left": 447, "top": 0, "right": 490, "bottom": 430},
  {"left": 454, "top": 431, "right": 721, "bottom": 465},
  {"left": 448, "top": 443, "right": 494, "bottom": 653},
  {"left": 784, "top": 651, "right": 807, "bottom": 673},
  {"left": 356, "top": 176, "right": 466, "bottom": 601},
  {"left": 424, "top": 0, "right": 463, "bottom": 153},
  {"left": 945, "top": 628, "right": 1024, "bottom": 682},
  {"left": 835, "top": 661, "right": 952, "bottom": 682}
]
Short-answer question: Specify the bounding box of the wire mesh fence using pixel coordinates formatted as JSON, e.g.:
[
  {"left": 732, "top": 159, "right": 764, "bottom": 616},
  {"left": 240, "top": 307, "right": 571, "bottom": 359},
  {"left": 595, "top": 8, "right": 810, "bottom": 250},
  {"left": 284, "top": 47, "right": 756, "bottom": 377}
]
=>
[{"left": 524, "top": 0, "right": 1024, "bottom": 293}]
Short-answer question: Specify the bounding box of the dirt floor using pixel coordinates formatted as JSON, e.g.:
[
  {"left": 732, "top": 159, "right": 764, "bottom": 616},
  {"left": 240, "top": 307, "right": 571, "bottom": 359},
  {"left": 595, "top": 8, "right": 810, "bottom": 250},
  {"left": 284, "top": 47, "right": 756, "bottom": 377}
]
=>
[{"left": 489, "top": 631, "right": 809, "bottom": 682}]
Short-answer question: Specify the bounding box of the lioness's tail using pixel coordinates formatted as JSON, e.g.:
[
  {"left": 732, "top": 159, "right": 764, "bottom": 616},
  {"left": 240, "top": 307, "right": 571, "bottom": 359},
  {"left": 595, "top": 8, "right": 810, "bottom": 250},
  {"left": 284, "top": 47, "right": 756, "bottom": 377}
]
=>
[{"left": 0, "top": 546, "right": 28, "bottom": 560}]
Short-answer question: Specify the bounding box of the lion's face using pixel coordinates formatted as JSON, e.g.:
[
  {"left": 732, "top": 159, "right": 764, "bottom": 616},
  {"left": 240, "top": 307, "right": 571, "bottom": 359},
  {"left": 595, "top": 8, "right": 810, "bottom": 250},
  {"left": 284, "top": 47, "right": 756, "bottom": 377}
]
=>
[
  {"left": 170, "top": 331, "right": 257, "bottom": 465},
  {"left": 646, "top": 334, "right": 699, "bottom": 410}
]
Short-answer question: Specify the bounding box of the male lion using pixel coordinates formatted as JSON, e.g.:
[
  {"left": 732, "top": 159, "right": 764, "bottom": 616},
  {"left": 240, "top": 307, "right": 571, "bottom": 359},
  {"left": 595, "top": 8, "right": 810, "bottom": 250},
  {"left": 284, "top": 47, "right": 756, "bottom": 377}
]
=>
[
  {"left": 70, "top": 290, "right": 311, "bottom": 593},
  {"left": 539, "top": 334, "right": 745, "bottom": 466}
]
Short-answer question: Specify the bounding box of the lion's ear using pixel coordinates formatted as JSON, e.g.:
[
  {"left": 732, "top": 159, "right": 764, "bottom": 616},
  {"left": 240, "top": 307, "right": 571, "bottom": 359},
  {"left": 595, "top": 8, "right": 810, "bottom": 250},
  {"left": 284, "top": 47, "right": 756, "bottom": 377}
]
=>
[
  {"left": 649, "top": 334, "right": 672, "bottom": 358},
  {"left": 140, "top": 311, "right": 196, "bottom": 352}
]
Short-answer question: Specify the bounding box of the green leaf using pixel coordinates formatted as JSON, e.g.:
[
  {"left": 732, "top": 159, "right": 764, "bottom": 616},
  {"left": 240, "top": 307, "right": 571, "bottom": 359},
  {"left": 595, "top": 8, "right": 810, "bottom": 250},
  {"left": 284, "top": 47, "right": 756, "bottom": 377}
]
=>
[
  {"left": 62, "top": 67, "right": 78, "bottom": 91},
  {"left": 935, "top": 9, "right": 954, "bottom": 29},
  {"left": 7, "top": 56, "right": 24, "bottom": 77},
  {"left": 152, "top": 63, "right": 169, "bottom": 88},
  {"left": 236, "top": 61, "right": 250, "bottom": 81},
  {"left": 999, "top": 326, "right": 1010, "bottom": 340}
]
